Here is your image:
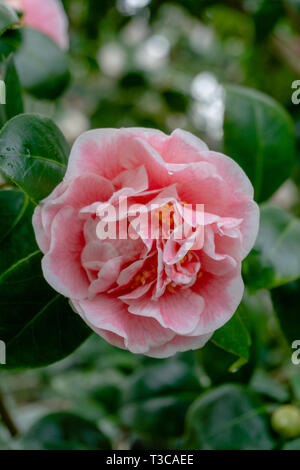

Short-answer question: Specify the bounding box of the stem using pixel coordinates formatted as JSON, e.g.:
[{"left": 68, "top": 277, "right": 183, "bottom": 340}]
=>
[{"left": 0, "top": 388, "right": 19, "bottom": 438}]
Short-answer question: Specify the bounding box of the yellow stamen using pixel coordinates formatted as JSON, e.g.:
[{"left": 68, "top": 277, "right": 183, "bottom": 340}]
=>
[{"left": 167, "top": 283, "right": 175, "bottom": 293}]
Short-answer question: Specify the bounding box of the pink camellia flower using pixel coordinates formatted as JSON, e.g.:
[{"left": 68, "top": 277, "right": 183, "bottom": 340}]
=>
[
  {"left": 33, "top": 128, "right": 259, "bottom": 358},
  {"left": 5, "top": 0, "right": 69, "bottom": 49}
]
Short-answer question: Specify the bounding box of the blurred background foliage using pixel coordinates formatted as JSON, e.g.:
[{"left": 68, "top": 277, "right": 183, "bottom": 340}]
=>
[{"left": 1, "top": 0, "right": 300, "bottom": 450}]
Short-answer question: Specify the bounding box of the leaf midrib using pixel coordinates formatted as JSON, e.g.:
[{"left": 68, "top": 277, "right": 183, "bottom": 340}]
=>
[
  {"left": 0, "top": 192, "right": 29, "bottom": 244},
  {"left": 0, "top": 152, "right": 67, "bottom": 168},
  {"left": 205, "top": 405, "right": 268, "bottom": 440},
  {"left": 7, "top": 294, "right": 61, "bottom": 347},
  {"left": 0, "top": 250, "right": 41, "bottom": 284}
]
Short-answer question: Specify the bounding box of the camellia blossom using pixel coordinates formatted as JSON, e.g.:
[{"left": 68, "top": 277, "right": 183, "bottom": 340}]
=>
[
  {"left": 33, "top": 128, "right": 259, "bottom": 358},
  {"left": 5, "top": 0, "right": 69, "bottom": 49}
]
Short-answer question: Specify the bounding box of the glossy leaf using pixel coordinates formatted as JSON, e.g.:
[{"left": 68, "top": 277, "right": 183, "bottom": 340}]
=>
[
  {"left": 0, "top": 2, "right": 19, "bottom": 36},
  {"left": 14, "top": 28, "right": 70, "bottom": 100},
  {"left": 52, "top": 368, "right": 125, "bottom": 415},
  {"left": 271, "top": 280, "right": 300, "bottom": 344},
  {"left": 120, "top": 359, "right": 201, "bottom": 439},
  {"left": 0, "top": 189, "right": 37, "bottom": 274},
  {"left": 243, "top": 206, "right": 300, "bottom": 291},
  {"left": 250, "top": 370, "right": 290, "bottom": 403},
  {"left": 0, "top": 188, "right": 25, "bottom": 244},
  {"left": 197, "top": 341, "right": 254, "bottom": 386},
  {"left": 0, "top": 28, "right": 21, "bottom": 60},
  {"left": 199, "top": 289, "right": 274, "bottom": 385},
  {"left": 0, "top": 251, "right": 91, "bottom": 369},
  {"left": 212, "top": 310, "right": 251, "bottom": 368},
  {"left": 0, "top": 113, "right": 68, "bottom": 204},
  {"left": 185, "top": 384, "right": 274, "bottom": 450},
  {"left": 0, "top": 189, "right": 91, "bottom": 369},
  {"left": 223, "top": 85, "right": 295, "bottom": 202},
  {"left": 253, "top": 0, "right": 284, "bottom": 41},
  {"left": 23, "top": 412, "right": 111, "bottom": 450},
  {"left": 0, "top": 54, "right": 24, "bottom": 123}
]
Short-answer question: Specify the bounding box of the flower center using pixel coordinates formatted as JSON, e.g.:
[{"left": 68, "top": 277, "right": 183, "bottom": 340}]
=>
[{"left": 131, "top": 258, "right": 157, "bottom": 289}]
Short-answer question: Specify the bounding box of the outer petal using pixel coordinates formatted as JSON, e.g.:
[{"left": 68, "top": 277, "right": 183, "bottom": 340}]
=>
[
  {"left": 32, "top": 205, "right": 50, "bottom": 253},
  {"left": 73, "top": 295, "right": 175, "bottom": 355},
  {"left": 32, "top": 180, "right": 67, "bottom": 253},
  {"left": 160, "top": 128, "right": 209, "bottom": 164},
  {"left": 191, "top": 267, "right": 244, "bottom": 335},
  {"left": 170, "top": 129, "right": 254, "bottom": 197},
  {"left": 41, "top": 174, "right": 113, "bottom": 242},
  {"left": 42, "top": 206, "right": 89, "bottom": 299},
  {"left": 147, "top": 332, "right": 213, "bottom": 358},
  {"left": 64, "top": 128, "right": 171, "bottom": 188}
]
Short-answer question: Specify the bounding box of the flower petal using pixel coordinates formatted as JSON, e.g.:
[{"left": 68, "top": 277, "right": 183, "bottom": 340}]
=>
[
  {"left": 20, "top": 0, "right": 69, "bottom": 49},
  {"left": 65, "top": 129, "right": 170, "bottom": 188},
  {"left": 127, "top": 288, "right": 204, "bottom": 335},
  {"left": 147, "top": 332, "right": 213, "bottom": 358},
  {"left": 73, "top": 295, "right": 175, "bottom": 354},
  {"left": 42, "top": 206, "right": 89, "bottom": 299},
  {"left": 191, "top": 267, "right": 244, "bottom": 335}
]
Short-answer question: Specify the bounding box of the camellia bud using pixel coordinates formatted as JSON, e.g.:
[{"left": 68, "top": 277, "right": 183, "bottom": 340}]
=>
[{"left": 271, "top": 405, "right": 300, "bottom": 438}]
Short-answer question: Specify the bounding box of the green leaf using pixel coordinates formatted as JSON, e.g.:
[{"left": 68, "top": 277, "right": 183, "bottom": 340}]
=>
[
  {"left": 250, "top": 370, "right": 290, "bottom": 403},
  {"left": 282, "top": 438, "right": 300, "bottom": 450},
  {"left": 0, "top": 29, "right": 21, "bottom": 60},
  {"left": 23, "top": 412, "right": 111, "bottom": 450},
  {"left": 0, "top": 251, "right": 91, "bottom": 369},
  {"left": 212, "top": 310, "right": 252, "bottom": 367},
  {"left": 52, "top": 368, "right": 125, "bottom": 415},
  {"left": 243, "top": 206, "right": 300, "bottom": 291},
  {"left": 206, "top": 5, "right": 254, "bottom": 43},
  {"left": 0, "top": 188, "right": 25, "bottom": 244},
  {"left": 14, "top": 28, "right": 70, "bottom": 100},
  {"left": 0, "top": 189, "right": 91, "bottom": 369},
  {"left": 197, "top": 341, "right": 254, "bottom": 386},
  {"left": 0, "top": 54, "right": 24, "bottom": 123},
  {"left": 120, "top": 358, "right": 202, "bottom": 439},
  {"left": 289, "top": 374, "right": 300, "bottom": 402},
  {"left": 0, "top": 2, "right": 19, "bottom": 37},
  {"left": 0, "top": 189, "right": 37, "bottom": 274},
  {"left": 184, "top": 384, "right": 274, "bottom": 450},
  {"left": 271, "top": 280, "right": 300, "bottom": 344},
  {"left": 197, "top": 302, "right": 254, "bottom": 384},
  {"left": 253, "top": 0, "right": 284, "bottom": 41},
  {"left": 0, "top": 113, "right": 68, "bottom": 204},
  {"left": 223, "top": 85, "right": 295, "bottom": 202}
]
